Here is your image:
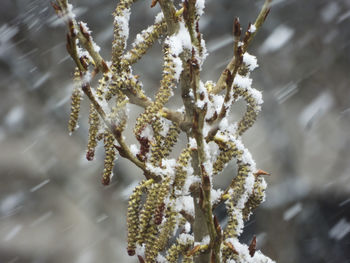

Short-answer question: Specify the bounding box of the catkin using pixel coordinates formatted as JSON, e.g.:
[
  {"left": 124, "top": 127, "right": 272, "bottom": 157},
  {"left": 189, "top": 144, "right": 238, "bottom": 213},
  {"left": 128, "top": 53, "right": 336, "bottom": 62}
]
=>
[
  {"left": 68, "top": 69, "right": 82, "bottom": 134},
  {"left": 166, "top": 236, "right": 193, "bottom": 263},
  {"left": 242, "top": 175, "right": 266, "bottom": 221},
  {"left": 235, "top": 86, "right": 260, "bottom": 136},
  {"left": 86, "top": 104, "right": 100, "bottom": 161},
  {"left": 137, "top": 182, "right": 161, "bottom": 244},
  {"left": 213, "top": 138, "right": 242, "bottom": 174},
  {"left": 102, "top": 131, "right": 116, "bottom": 185},
  {"left": 127, "top": 179, "right": 152, "bottom": 256},
  {"left": 123, "top": 19, "right": 167, "bottom": 65},
  {"left": 134, "top": 43, "right": 178, "bottom": 136},
  {"left": 112, "top": 0, "right": 136, "bottom": 64},
  {"left": 173, "top": 146, "right": 192, "bottom": 191}
]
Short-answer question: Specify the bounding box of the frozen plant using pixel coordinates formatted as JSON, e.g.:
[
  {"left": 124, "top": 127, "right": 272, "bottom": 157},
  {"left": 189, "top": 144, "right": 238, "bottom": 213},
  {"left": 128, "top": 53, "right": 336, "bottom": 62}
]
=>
[{"left": 52, "top": 0, "right": 275, "bottom": 262}]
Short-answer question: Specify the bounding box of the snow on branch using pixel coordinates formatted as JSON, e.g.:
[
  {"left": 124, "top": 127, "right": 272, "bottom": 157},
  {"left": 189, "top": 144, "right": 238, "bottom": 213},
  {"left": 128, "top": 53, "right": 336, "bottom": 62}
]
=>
[{"left": 52, "top": 0, "right": 275, "bottom": 262}]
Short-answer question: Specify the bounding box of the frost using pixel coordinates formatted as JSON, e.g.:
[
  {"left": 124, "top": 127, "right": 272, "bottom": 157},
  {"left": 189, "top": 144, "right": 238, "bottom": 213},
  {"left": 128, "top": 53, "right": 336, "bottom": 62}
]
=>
[
  {"left": 172, "top": 56, "right": 183, "bottom": 81},
  {"left": 203, "top": 159, "right": 213, "bottom": 178},
  {"left": 234, "top": 75, "right": 252, "bottom": 90},
  {"left": 205, "top": 92, "right": 224, "bottom": 125},
  {"left": 195, "top": 0, "right": 205, "bottom": 16},
  {"left": 66, "top": 3, "right": 76, "bottom": 19},
  {"left": 197, "top": 38, "right": 208, "bottom": 67},
  {"left": 244, "top": 173, "right": 255, "bottom": 195},
  {"left": 133, "top": 26, "right": 154, "bottom": 47},
  {"left": 196, "top": 81, "right": 209, "bottom": 109},
  {"left": 219, "top": 118, "right": 229, "bottom": 131},
  {"left": 154, "top": 12, "right": 164, "bottom": 24},
  {"left": 194, "top": 235, "right": 210, "bottom": 246},
  {"left": 249, "top": 24, "right": 257, "bottom": 33},
  {"left": 283, "top": 202, "right": 302, "bottom": 221},
  {"left": 234, "top": 138, "right": 257, "bottom": 172},
  {"left": 91, "top": 88, "right": 111, "bottom": 117},
  {"left": 175, "top": 195, "right": 194, "bottom": 217},
  {"left": 146, "top": 158, "right": 177, "bottom": 178},
  {"left": 178, "top": 233, "right": 194, "bottom": 244},
  {"left": 135, "top": 244, "right": 146, "bottom": 257},
  {"left": 79, "top": 22, "right": 91, "bottom": 34},
  {"left": 243, "top": 52, "right": 259, "bottom": 72},
  {"left": 181, "top": 174, "right": 200, "bottom": 195},
  {"left": 225, "top": 238, "right": 276, "bottom": 263},
  {"left": 156, "top": 254, "right": 167, "bottom": 263},
  {"left": 211, "top": 188, "right": 223, "bottom": 205},
  {"left": 226, "top": 123, "right": 237, "bottom": 134},
  {"left": 248, "top": 87, "right": 263, "bottom": 105},
  {"left": 260, "top": 25, "right": 294, "bottom": 54},
  {"left": 140, "top": 125, "right": 153, "bottom": 139},
  {"left": 189, "top": 137, "right": 197, "bottom": 149},
  {"left": 167, "top": 22, "right": 192, "bottom": 56},
  {"left": 114, "top": 8, "right": 131, "bottom": 41},
  {"left": 130, "top": 144, "right": 139, "bottom": 156},
  {"left": 184, "top": 221, "right": 191, "bottom": 233}
]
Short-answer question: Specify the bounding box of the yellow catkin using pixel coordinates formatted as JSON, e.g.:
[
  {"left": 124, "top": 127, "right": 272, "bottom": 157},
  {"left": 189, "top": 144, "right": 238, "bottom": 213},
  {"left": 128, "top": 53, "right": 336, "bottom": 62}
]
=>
[
  {"left": 221, "top": 242, "right": 239, "bottom": 262},
  {"left": 112, "top": 0, "right": 136, "bottom": 64},
  {"left": 182, "top": 255, "right": 194, "bottom": 263},
  {"left": 96, "top": 73, "right": 110, "bottom": 100},
  {"left": 166, "top": 236, "right": 193, "bottom": 263},
  {"left": 102, "top": 131, "right": 116, "bottom": 185},
  {"left": 242, "top": 176, "right": 266, "bottom": 221},
  {"left": 123, "top": 19, "right": 167, "bottom": 65},
  {"left": 173, "top": 146, "right": 192, "bottom": 191},
  {"left": 230, "top": 164, "right": 251, "bottom": 205},
  {"left": 235, "top": 86, "right": 260, "bottom": 136},
  {"left": 150, "top": 119, "right": 180, "bottom": 166},
  {"left": 149, "top": 202, "right": 177, "bottom": 259},
  {"left": 224, "top": 199, "right": 240, "bottom": 239},
  {"left": 137, "top": 182, "right": 161, "bottom": 244},
  {"left": 109, "top": 93, "right": 128, "bottom": 134},
  {"left": 104, "top": 70, "right": 126, "bottom": 101},
  {"left": 68, "top": 69, "right": 82, "bottom": 134},
  {"left": 205, "top": 80, "right": 215, "bottom": 93},
  {"left": 144, "top": 222, "right": 159, "bottom": 261},
  {"left": 221, "top": 243, "right": 231, "bottom": 262},
  {"left": 134, "top": 43, "right": 178, "bottom": 136},
  {"left": 86, "top": 104, "right": 100, "bottom": 161},
  {"left": 224, "top": 164, "right": 251, "bottom": 239},
  {"left": 161, "top": 123, "right": 180, "bottom": 157},
  {"left": 105, "top": 68, "right": 144, "bottom": 103},
  {"left": 143, "top": 178, "right": 171, "bottom": 260},
  {"left": 127, "top": 179, "right": 152, "bottom": 256},
  {"left": 212, "top": 138, "right": 242, "bottom": 174},
  {"left": 149, "top": 117, "right": 164, "bottom": 165}
]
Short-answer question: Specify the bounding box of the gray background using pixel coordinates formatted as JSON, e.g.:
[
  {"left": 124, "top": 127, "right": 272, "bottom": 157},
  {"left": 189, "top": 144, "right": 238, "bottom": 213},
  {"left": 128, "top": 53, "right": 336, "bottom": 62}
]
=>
[{"left": 1, "top": 0, "right": 350, "bottom": 262}]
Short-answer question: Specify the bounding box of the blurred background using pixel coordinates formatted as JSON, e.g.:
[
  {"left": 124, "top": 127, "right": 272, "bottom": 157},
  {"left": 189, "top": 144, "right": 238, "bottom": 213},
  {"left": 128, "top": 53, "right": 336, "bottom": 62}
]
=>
[{"left": 1, "top": 0, "right": 350, "bottom": 262}]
